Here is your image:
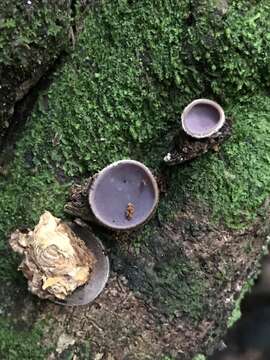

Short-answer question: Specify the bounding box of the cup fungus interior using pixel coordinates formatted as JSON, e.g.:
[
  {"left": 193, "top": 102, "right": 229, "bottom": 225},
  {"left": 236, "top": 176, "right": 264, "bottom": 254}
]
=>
[
  {"left": 183, "top": 102, "right": 222, "bottom": 137},
  {"left": 89, "top": 161, "right": 158, "bottom": 230}
]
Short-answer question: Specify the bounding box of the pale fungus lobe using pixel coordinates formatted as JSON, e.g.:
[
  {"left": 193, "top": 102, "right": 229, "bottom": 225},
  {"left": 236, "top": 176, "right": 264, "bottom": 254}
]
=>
[
  {"left": 181, "top": 99, "right": 225, "bottom": 139},
  {"left": 9, "top": 211, "right": 95, "bottom": 300},
  {"left": 89, "top": 160, "right": 159, "bottom": 231}
]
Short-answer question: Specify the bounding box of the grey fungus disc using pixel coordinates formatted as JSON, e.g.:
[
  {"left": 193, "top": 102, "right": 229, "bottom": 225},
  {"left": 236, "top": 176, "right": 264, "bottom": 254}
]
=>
[
  {"left": 53, "top": 223, "right": 110, "bottom": 306},
  {"left": 88, "top": 160, "right": 159, "bottom": 231}
]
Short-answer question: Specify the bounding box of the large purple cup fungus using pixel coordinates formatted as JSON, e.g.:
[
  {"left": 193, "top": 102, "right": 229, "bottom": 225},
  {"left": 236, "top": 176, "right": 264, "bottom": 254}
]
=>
[
  {"left": 181, "top": 99, "right": 225, "bottom": 139},
  {"left": 88, "top": 160, "right": 159, "bottom": 231}
]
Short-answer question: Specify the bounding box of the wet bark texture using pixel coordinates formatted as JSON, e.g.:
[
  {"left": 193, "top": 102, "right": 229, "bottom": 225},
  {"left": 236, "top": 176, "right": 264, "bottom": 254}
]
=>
[{"left": 164, "top": 119, "right": 232, "bottom": 166}]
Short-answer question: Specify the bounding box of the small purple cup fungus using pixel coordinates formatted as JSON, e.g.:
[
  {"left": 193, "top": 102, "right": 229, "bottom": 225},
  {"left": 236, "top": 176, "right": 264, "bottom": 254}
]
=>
[
  {"left": 89, "top": 160, "right": 159, "bottom": 231},
  {"left": 181, "top": 99, "right": 225, "bottom": 139}
]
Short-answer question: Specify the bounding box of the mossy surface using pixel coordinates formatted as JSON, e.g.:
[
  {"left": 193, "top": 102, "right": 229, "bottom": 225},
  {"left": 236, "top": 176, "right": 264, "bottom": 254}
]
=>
[
  {"left": 0, "top": 0, "right": 270, "bottom": 356},
  {"left": 0, "top": 1, "right": 270, "bottom": 310},
  {"left": 192, "top": 356, "right": 206, "bottom": 360},
  {"left": 0, "top": 0, "right": 93, "bottom": 137},
  {"left": 161, "top": 95, "right": 270, "bottom": 228},
  {"left": 0, "top": 0, "right": 73, "bottom": 130},
  {"left": 0, "top": 318, "right": 49, "bottom": 360},
  {"left": 146, "top": 258, "right": 209, "bottom": 320},
  {"left": 8, "top": 0, "right": 270, "bottom": 176}
]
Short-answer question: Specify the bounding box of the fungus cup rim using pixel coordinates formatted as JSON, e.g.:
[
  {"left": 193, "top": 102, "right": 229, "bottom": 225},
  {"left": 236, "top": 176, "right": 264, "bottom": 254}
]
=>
[
  {"left": 88, "top": 160, "right": 159, "bottom": 231},
  {"left": 181, "top": 98, "right": 225, "bottom": 139},
  {"left": 53, "top": 222, "right": 110, "bottom": 306}
]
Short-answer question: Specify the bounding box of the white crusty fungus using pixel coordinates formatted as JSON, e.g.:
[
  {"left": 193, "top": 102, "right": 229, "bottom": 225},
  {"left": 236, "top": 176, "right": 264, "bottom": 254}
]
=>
[{"left": 9, "top": 211, "right": 95, "bottom": 300}]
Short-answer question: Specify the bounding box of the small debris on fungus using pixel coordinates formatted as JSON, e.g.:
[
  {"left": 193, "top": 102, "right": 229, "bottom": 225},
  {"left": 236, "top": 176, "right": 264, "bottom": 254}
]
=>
[
  {"left": 9, "top": 211, "right": 95, "bottom": 300},
  {"left": 125, "top": 203, "right": 135, "bottom": 220}
]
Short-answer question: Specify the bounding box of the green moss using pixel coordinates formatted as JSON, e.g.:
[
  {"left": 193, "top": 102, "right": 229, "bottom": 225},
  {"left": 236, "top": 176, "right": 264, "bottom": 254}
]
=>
[
  {"left": 192, "top": 355, "right": 206, "bottom": 360},
  {"left": 186, "top": 0, "right": 270, "bottom": 100},
  {"left": 0, "top": 0, "right": 74, "bottom": 131},
  {"left": 0, "top": 1, "right": 70, "bottom": 67},
  {"left": 0, "top": 318, "right": 50, "bottom": 360},
  {"left": 163, "top": 94, "right": 270, "bottom": 228},
  {"left": 115, "top": 220, "right": 209, "bottom": 320},
  {"left": 226, "top": 279, "right": 253, "bottom": 329},
  {"left": 0, "top": 0, "right": 269, "bottom": 317},
  {"left": 154, "top": 259, "right": 209, "bottom": 320},
  {"left": 13, "top": 0, "right": 270, "bottom": 176},
  {"left": 0, "top": 0, "right": 270, "bottom": 354}
]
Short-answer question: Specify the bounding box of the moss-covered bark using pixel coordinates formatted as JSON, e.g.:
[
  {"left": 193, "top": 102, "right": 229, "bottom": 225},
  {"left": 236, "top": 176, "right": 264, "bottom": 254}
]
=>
[
  {"left": 0, "top": 0, "right": 94, "bottom": 140},
  {"left": 1, "top": 0, "right": 270, "bottom": 358}
]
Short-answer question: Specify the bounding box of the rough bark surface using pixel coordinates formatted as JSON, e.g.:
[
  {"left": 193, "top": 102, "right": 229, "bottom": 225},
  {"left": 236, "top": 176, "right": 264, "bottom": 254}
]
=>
[
  {"left": 164, "top": 119, "right": 232, "bottom": 166},
  {"left": 61, "top": 151, "right": 270, "bottom": 358},
  {"left": 3, "top": 199, "right": 269, "bottom": 359}
]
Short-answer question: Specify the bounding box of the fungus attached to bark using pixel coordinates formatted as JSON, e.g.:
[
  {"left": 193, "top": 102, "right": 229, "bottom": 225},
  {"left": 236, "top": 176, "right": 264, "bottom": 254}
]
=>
[
  {"left": 88, "top": 160, "right": 159, "bottom": 231},
  {"left": 9, "top": 211, "right": 95, "bottom": 300}
]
